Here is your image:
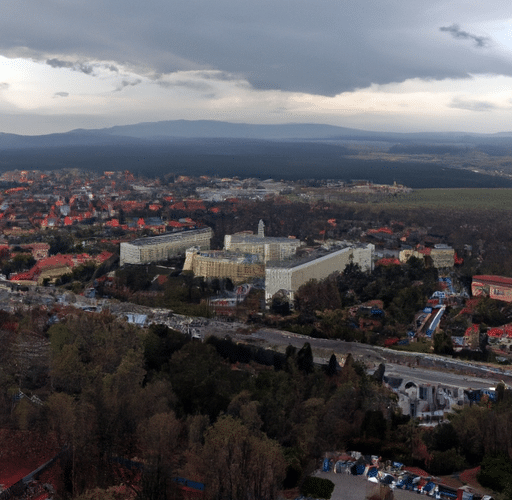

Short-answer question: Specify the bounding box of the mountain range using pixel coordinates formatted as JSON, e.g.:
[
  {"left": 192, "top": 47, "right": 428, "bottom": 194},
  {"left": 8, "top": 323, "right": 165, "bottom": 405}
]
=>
[
  {"left": 2, "top": 119, "right": 512, "bottom": 149},
  {"left": 1, "top": 120, "right": 512, "bottom": 188}
]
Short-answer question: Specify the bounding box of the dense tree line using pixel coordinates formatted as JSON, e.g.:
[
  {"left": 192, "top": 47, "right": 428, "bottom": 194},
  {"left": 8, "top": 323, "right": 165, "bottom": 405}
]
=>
[
  {"left": 1, "top": 309, "right": 408, "bottom": 499},
  {"left": 286, "top": 258, "right": 437, "bottom": 342},
  {"left": 2, "top": 306, "right": 512, "bottom": 497}
]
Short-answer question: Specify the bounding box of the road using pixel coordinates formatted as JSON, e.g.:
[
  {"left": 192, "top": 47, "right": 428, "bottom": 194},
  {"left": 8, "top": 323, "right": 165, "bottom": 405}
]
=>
[{"left": 230, "top": 327, "right": 512, "bottom": 389}]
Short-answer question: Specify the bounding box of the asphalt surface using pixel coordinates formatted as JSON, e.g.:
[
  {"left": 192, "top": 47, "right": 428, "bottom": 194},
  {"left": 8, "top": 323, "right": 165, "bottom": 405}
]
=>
[
  {"left": 313, "top": 471, "right": 423, "bottom": 500},
  {"left": 238, "top": 327, "right": 512, "bottom": 388}
]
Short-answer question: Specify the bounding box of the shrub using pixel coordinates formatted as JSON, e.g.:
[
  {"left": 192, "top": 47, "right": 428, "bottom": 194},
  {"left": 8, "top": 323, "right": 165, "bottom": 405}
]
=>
[{"left": 301, "top": 476, "right": 335, "bottom": 499}]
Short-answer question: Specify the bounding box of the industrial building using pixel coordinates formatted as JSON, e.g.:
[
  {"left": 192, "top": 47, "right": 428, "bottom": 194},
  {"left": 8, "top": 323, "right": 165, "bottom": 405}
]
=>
[
  {"left": 183, "top": 248, "right": 265, "bottom": 282},
  {"left": 224, "top": 220, "right": 302, "bottom": 263},
  {"left": 265, "top": 243, "right": 374, "bottom": 304},
  {"left": 120, "top": 227, "right": 213, "bottom": 265},
  {"left": 472, "top": 275, "right": 512, "bottom": 303}
]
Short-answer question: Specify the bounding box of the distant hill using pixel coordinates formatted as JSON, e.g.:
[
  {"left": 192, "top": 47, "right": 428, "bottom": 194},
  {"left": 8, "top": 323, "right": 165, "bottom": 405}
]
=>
[
  {"left": 1, "top": 120, "right": 512, "bottom": 188},
  {"left": 2, "top": 119, "right": 512, "bottom": 149}
]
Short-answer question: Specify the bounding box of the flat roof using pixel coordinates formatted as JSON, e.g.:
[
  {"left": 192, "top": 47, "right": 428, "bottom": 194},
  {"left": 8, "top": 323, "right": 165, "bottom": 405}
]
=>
[
  {"left": 125, "top": 227, "right": 212, "bottom": 247},
  {"left": 228, "top": 235, "right": 300, "bottom": 244},
  {"left": 266, "top": 244, "right": 367, "bottom": 270}
]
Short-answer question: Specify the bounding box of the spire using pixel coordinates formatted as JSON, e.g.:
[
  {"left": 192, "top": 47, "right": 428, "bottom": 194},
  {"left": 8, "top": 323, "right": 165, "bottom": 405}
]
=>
[{"left": 258, "top": 219, "right": 265, "bottom": 238}]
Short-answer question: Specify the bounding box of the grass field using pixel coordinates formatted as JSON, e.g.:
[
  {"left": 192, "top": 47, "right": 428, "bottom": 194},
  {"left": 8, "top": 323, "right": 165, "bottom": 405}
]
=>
[{"left": 380, "top": 188, "right": 512, "bottom": 210}]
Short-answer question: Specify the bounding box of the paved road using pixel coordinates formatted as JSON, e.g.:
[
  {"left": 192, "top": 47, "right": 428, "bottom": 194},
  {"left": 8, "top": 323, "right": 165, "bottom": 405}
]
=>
[
  {"left": 314, "top": 471, "right": 422, "bottom": 500},
  {"left": 384, "top": 363, "right": 501, "bottom": 390},
  {"left": 234, "top": 327, "right": 512, "bottom": 389}
]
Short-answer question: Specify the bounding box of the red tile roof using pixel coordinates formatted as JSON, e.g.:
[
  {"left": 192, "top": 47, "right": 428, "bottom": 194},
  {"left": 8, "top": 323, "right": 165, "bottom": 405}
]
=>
[{"left": 473, "top": 275, "right": 512, "bottom": 286}]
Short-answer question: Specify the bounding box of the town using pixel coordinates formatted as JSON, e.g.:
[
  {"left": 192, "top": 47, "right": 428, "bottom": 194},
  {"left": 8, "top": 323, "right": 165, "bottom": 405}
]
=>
[{"left": 1, "top": 168, "right": 511, "bottom": 500}]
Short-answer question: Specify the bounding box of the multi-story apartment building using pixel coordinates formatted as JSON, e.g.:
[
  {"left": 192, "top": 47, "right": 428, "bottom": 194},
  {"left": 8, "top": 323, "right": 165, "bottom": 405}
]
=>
[
  {"left": 183, "top": 248, "right": 265, "bottom": 282},
  {"left": 120, "top": 227, "right": 213, "bottom": 265},
  {"left": 224, "top": 220, "right": 302, "bottom": 263},
  {"left": 265, "top": 243, "right": 374, "bottom": 304}
]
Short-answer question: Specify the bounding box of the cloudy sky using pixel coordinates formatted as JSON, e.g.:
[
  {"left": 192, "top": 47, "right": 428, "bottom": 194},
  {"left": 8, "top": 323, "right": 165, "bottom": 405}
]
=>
[{"left": 2, "top": 1, "right": 512, "bottom": 135}]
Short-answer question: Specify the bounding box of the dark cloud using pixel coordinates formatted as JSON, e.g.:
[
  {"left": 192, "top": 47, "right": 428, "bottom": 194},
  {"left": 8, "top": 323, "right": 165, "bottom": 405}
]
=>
[
  {"left": 0, "top": 82, "right": 9, "bottom": 90},
  {"left": 2, "top": 1, "right": 512, "bottom": 96},
  {"left": 440, "top": 24, "right": 490, "bottom": 48},
  {"left": 46, "top": 58, "right": 93, "bottom": 74},
  {"left": 449, "top": 98, "right": 497, "bottom": 111},
  {"left": 54, "top": 91, "right": 69, "bottom": 97},
  {"left": 114, "top": 79, "right": 142, "bottom": 92}
]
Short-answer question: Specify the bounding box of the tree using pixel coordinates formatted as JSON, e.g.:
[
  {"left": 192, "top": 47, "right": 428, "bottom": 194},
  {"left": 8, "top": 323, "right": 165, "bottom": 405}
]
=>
[
  {"left": 201, "top": 415, "right": 285, "bottom": 500},
  {"left": 372, "top": 363, "right": 385, "bottom": 384},
  {"left": 478, "top": 453, "right": 512, "bottom": 493},
  {"left": 138, "top": 412, "right": 182, "bottom": 500},
  {"left": 326, "top": 354, "right": 338, "bottom": 377},
  {"left": 433, "top": 331, "right": 453, "bottom": 355},
  {"left": 297, "top": 342, "right": 314, "bottom": 374},
  {"left": 301, "top": 476, "right": 335, "bottom": 499}
]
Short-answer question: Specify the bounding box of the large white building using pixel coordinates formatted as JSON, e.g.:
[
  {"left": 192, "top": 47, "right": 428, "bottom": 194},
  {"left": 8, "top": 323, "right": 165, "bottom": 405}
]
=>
[
  {"left": 224, "top": 220, "right": 303, "bottom": 263},
  {"left": 120, "top": 227, "right": 213, "bottom": 265},
  {"left": 265, "top": 243, "right": 374, "bottom": 304}
]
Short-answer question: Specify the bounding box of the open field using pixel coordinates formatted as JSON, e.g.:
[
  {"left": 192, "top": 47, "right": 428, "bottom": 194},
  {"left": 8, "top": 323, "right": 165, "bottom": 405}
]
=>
[
  {"left": 307, "top": 188, "right": 512, "bottom": 211},
  {"left": 379, "top": 188, "right": 512, "bottom": 211}
]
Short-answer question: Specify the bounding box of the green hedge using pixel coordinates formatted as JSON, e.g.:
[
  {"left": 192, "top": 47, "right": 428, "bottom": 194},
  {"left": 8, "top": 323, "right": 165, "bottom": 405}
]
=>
[{"left": 301, "top": 476, "right": 335, "bottom": 499}]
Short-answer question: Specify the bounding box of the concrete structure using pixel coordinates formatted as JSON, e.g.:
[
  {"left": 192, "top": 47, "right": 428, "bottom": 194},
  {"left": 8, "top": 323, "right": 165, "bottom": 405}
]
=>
[
  {"left": 472, "top": 275, "right": 512, "bottom": 303},
  {"left": 265, "top": 243, "right": 374, "bottom": 304},
  {"left": 399, "top": 244, "right": 455, "bottom": 268},
  {"left": 120, "top": 227, "right": 213, "bottom": 265},
  {"left": 430, "top": 244, "right": 455, "bottom": 268},
  {"left": 224, "top": 233, "right": 302, "bottom": 263},
  {"left": 385, "top": 376, "right": 495, "bottom": 424},
  {"left": 183, "top": 248, "right": 265, "bottom": 282},
  {"left": 223, "top": 220, "right": 302, "bottom": 263}
]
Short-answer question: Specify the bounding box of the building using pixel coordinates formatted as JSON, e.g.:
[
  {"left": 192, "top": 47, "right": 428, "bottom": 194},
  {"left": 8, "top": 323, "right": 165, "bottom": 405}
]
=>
[
  {"left": 472, "top": 275, "right": 512, "bottom": 303},
  {"left": 399, "top": 244, "right": 455, "bottom": 268},
  {"left": 224, "top": 220, "right": 302, "bottom": 263},
  {"left": 430, "top": 244, "right": 455, "bottom": 268},
  {"left": 183, "top": 248, "right": 265, "bottom": 282},
  {"left": 265, "top": 243, "right": 374, "bottom": 304},
  {"left": 385, "top": 375, "right": 496, "bottom": 423},
  {"left": 120, "top": 227, "right": 213, "bottom": 265}
]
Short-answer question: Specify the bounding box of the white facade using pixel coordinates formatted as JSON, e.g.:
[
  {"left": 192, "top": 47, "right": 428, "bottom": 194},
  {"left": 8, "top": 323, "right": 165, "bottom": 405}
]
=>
[
  {"left": 265, "top": 244, "right": 374, "bottom": 304},
  {"left": 120, "top": 227, "right": 213, "bottom": 265},
  {"left": 224, "top": 234, "right": 302, "bottom": 263}
]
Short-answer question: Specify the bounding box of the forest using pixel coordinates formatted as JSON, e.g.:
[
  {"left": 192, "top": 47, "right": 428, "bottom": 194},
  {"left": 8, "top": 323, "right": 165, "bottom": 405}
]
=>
[
  {"left": 1, "top": 140, "right": 512, "bottom": 188},
  {"left": 2, "top": 305, "right": 512, "bottom": 499}
]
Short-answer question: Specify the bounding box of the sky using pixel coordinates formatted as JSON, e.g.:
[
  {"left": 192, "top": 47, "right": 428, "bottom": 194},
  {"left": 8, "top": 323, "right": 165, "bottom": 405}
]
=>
[{"left": 2, "top": 1, "right": 512, "bottom": 135}]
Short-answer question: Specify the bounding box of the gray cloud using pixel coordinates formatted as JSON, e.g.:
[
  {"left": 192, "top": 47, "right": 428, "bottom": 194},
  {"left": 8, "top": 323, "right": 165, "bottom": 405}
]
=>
[
  {"left": 114, "top": 79, "right": 142, "bottom": 92},
  {"left": 440, "top": 24, "right": 490, "bottom": 48},
  {"left": 46, "top": 58, "right": 93, "bottom": 74},
  {"left": 54, "top": 91, "right": 69, "bottom": 97},
  {"left": 449, "top": 98, "right": 497, "bottom": 111},
  {"left": 1, "top": 1, "right": 512, "bottom": 96},
  {"left": 156, "top": 79, "right": 213, "bottom": 92},
  {"left": 0, "top": 82, "right": 9, "bottom": 90}
]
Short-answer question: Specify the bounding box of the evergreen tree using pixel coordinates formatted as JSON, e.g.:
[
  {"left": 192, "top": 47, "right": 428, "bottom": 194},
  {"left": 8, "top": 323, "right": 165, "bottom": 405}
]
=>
[{"left": 297, "top": 342, "right": 314, "bottom": 374}]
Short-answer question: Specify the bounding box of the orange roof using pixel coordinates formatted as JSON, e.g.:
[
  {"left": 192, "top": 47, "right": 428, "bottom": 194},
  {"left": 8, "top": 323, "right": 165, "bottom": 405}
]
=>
[{"left": 473, "top": 275, "right": 512, "bottom": 287}]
